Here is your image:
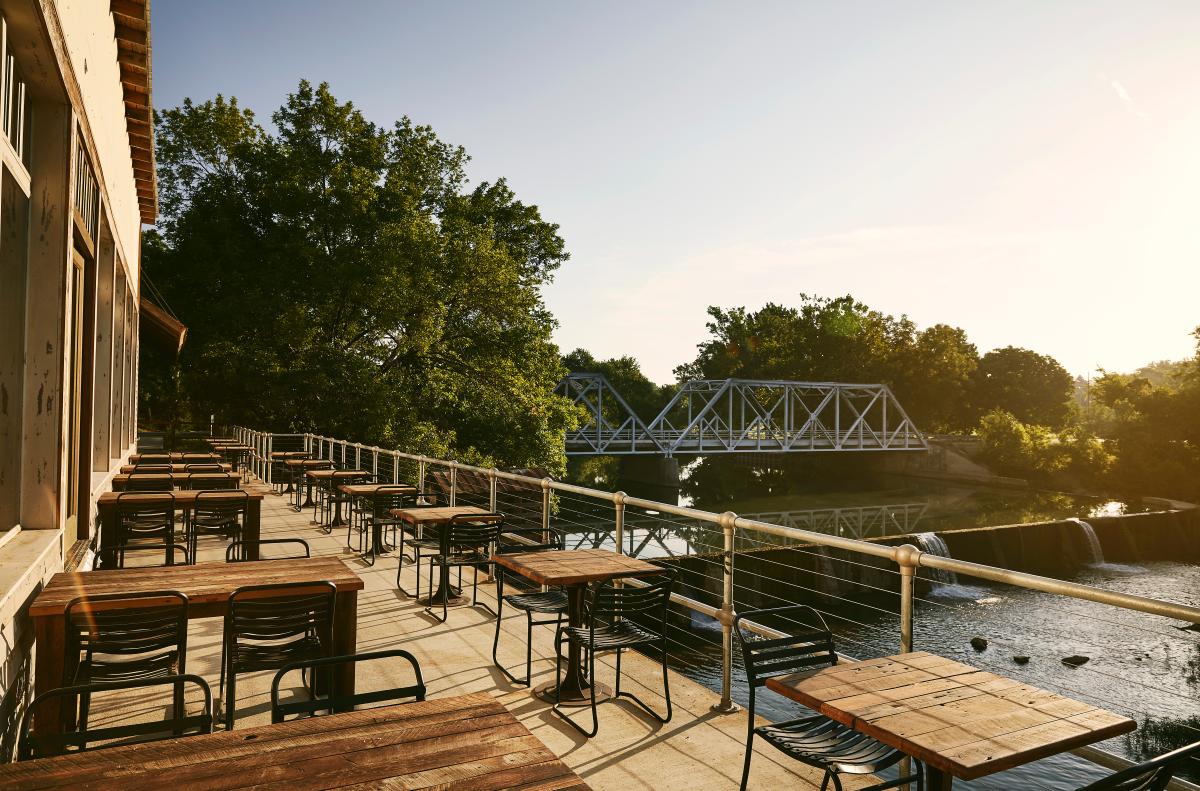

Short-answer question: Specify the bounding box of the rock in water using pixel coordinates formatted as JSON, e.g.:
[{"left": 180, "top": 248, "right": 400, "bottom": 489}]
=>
[
  {"left": 1013, "top": 655, "right": 1030, "bottom": 665},
  {"left": 1062, "top": 655, "right": 1089, "bottom": 667},
  {"left": 970, "top": 637, "right": 988, "bottom": 652}
]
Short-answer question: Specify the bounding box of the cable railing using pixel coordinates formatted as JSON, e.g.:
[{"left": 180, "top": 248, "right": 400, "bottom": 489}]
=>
[{"left": 233, "top": 426, "right": 1200, "bottom": 786}]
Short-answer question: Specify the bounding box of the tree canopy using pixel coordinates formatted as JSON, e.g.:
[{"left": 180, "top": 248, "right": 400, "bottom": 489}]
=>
[{"left": 141, "top": 81, "right": 577, "bottom": 471}]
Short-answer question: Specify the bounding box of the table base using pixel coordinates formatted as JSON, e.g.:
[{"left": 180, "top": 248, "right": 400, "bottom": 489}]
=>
[
  {"left": 417, "top": 593, "right": 471, "bottom": 608},
  {"left": 534, "top": 680, "right": 612, "bottom": 706}
]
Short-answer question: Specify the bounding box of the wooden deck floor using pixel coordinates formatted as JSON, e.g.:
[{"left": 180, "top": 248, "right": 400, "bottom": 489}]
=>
[{"left": 102, "top": 481, "right": 882, "bottom": 790}]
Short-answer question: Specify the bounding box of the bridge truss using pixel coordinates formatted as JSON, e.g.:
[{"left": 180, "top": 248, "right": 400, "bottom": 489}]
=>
[{"left": 558, "top": 374, "right": 927, "bottom": 456}]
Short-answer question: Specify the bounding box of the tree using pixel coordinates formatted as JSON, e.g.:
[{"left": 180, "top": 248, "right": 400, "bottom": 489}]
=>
[
  {"left": 892, "top": 324, "right": 979, "bottom": 432},
  {"left": 143, "top": 81, "right": 578, "bottom": 472},
  {"left": 971, "top": 347, "right": 1074, "bottom": 429}
]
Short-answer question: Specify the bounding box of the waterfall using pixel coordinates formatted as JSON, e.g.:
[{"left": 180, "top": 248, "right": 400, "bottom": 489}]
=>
[
  {"left": 814, "top": 546, "right": 839, "bottom": 597},
  {"left": 914, "top": 532, "right": 959, "bottom": 586},
  {"left": 1069, "top": 519, "right": 1105, "bottom": 564}
]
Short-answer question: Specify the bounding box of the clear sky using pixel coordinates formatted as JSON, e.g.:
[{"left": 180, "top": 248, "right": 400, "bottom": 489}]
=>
[{"left": 152, "top": 1, "right": 1200, "bottom": 384}]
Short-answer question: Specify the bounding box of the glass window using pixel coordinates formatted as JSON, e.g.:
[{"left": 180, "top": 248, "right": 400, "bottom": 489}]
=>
[{"left": 0, "top": 165, "right": 29, "bottom": 531}]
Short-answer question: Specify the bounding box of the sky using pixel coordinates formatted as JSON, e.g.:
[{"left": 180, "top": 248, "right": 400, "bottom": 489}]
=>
[{"left": 152, "top": 1, "right": 1200, "bottom": 384}]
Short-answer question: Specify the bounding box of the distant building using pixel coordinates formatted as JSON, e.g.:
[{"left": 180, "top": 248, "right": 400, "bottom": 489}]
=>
[{"left": 0, "top": 0, "right": 155, "bottom": 755}]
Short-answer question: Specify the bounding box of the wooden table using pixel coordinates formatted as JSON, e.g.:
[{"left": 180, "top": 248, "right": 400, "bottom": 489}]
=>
[
  {"left": 307, "top": 469, "right": 369, "bottom": 527},
  {"left": 96, "top": 489, "right": 263, "bottom": 568},
  {"left": 493, "top": 548, "right": 663, "bottom": 703},
  {"left": 128, "top": 452, "right": 222, "bottom": 463},
  {"left": 120, "top": 462, "right": 232, "bottom": 474},
  {"left": 285, "top": 458, "right": 334, "bottom": 509},
  {"left": 111, "top": 472, "right": 243, "bottom": 491},
  {"left": 0, "top": 692, "right": 589, "bottom": 790},
  {"left": 765, "top": 651, "right": 1136, "bottom": 789},
  {"left": 269, "top": 452, "right": 311, "bottom": 492},
  {"left": 392, "top": 506, "right": 500, "bottom": 607},
  {"left": 28, "top": 556, "right": 363, "bottom": 743},
  {"left": 340, "top": 483, "right": 417, "bottom": 559}
]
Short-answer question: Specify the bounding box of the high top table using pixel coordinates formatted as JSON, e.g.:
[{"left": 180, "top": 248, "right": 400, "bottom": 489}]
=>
[
  {"left": 285, "top": 458, "right": 333, "bottom": 509},
  {"left": 96, "top": 489, "right": 263, "bottom": 567},
  {"left": 765, "top": 651, "right": 1136, "bottom": 789},
  {"left": 493, "top": 548, "right": 663, "bottom": 704},
  {"left": 339, "top": 482, "right": 418, "bottom": 561},
  {"left": 0, "top": 693, "right": 589, "bottom": 789},
  {"left": 391, "top": 506, "right": 500, "bottom": 607},
  {"left": 28, "top": 556, "right": 363, "bottom": 742}
]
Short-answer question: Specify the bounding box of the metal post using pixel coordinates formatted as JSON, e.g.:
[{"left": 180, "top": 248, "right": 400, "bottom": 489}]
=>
[
  {"left": 372, "top": 448, "right": 378, "bottom": 478},
  {"left": 540, "top": 478, "right": 552, "bottom": 543},
  {"left": 418, "top": 457, "right": 427, "bottom": 496},
  {"left": 488, "top": 469, "right": 498, "bottom": 512},
  {"left": 393, "top": 452, "right": 400, "bottom": 484},
  {"left": 613, "top": 492, "right": 626, "bottom": 555},
  {"left": 896, "top": 544, "right": 919, "bottom": 654},
  {"left": 449, "top": 464, "right": 458, "bottom": 507},
  {"left": 355, "top": 444, "right": 361, "bottom": 470},
  {"left": 713, "top": 510, "right": 739, "bottom": 713},
  {"left": 266, "top": 434, "right": 274, "bottom": 484}
]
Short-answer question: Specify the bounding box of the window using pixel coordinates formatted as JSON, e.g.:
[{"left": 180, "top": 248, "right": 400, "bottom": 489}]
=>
[
  {"left": 0, "top": 17, "right": 29, "bottom": 168},
  {"left": 0, "top": 165, "right": 28, "bottom": 535}
]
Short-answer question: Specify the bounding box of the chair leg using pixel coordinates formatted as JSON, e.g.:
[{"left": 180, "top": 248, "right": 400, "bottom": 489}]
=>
[
  {"left": 613, "top": 640, "right": 672, "bottom": 725},
  {"left": 739, "top": 734, "right": 755, "bottom": 791}
]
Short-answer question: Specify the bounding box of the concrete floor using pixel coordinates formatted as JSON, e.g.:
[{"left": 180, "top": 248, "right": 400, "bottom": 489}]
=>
[{"left": 105, "top": 481, "right": 885, "bottom": 790}]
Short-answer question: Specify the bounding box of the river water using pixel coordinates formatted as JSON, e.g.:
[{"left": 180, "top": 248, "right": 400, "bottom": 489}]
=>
[{"left": 553, "top": 473, "right": 1199, "bottom": 788}]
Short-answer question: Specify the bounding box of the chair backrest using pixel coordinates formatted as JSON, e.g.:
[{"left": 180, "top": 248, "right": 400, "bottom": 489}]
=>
[
  {"left": 97, "top": 542, "right": 189, "bottom": 568},
  {"left": 137, "top": 454, "right": 171, "bottom": 462},
  {"left": 185, "top": 464, "right": 224, "bottom": 473},
  {"left": 226, "top": 538, "right": 311, "bottom": 562},
  {"left": 446, "top": 512, "right": 503, "bottom": 550},
  {"left": 188, "top": 473, "right": 240, "bottom": 490},
  {"left": 115, "top": 492, "right": 176, "bottom": 538},
  {"left": 587, "top": 568, "right": 675, "bottom": 626},
  {"left": 369, "top": 486, "right": 413, "bottom": 516},
  {"left": 1076, "top": 740, "right": 1200, "bottom": 791},
  {"left": 193, "top": 489, "right": 249, "bottom": 520},
  {"left": 124, "top": 474, "right": 174, "bottom": 492},
  {"left": 65, "top": 590, "right": 189, "bottom": 678},
  {"left": 18, "top": 674, "right": 212, "bottom": 759},
  {"left": 132, "top": 463, "right": 172, "bottom": 472},
  {"left": 497, "top": 525, "right": 562, "bottom": 554},
  {"left": 228, "top": 580, "right": 337, "bottom": 648},
  {"left": 734, "top": 605, "right": 837, "bottom": 701},
  {"left": 270, "top": 649, "right": 426, "bottom": 722}
]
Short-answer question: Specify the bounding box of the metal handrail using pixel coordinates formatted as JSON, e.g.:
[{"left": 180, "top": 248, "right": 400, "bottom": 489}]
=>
[{"left": 233, "top": 427, "right": 1200, "bottom": 782}]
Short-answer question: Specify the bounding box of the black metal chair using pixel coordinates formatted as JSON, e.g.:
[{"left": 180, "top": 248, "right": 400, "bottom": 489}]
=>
[
  {"left": 136, "top": 453, "right": 171, "bottom": 463},
  {"left": 17, "top": 674, "right": 213, "bottom": 759},
  {"left": 113, "top": 492, "right": 185, "bottom": 567},
  {"left": 220, "top": 580, "right": 336, "bottom": 729},
  {"left": 415, "top": 513, "right": 503, "bottom": 622},
  {"left": 492, "top": 527, "right": 567, "bottom": 686},
  {"left": 187, "top": 489, "right": 249, "bottom": 562},
  {"left": 269, "top": 649, "right": 426, "bottom": 722},
  {"left": 734, "top": 605, "right": 923, "bottom": 791},
  {"left": 131, "top": 463, "right": 172, "bottom": 473},
  {"left": 1076, "top": 740, "right": 1200, "bottom": 790},
  {"left": 186, "top": 472, "right": 240, "bottom": 491},
  {"left": 66, "top": 590, "right": 189, "bottom": 726},
  {"left": 185, "top": 464, "right": 224, "bottom": 473},
  {"left": 348, "top": 485, "right": 410, "bottom": 565},
  {"left": 226, "top": 538, "right": 312, "bottom": 562},
  {"left": 320, "top": 471, "right": 369, "bottom": 531},
  {"left": 124, "top": 473, "right": 174, "bottom": 492},
  {"left": 553, "top": 569, "right": 676, "bottom": 737}
]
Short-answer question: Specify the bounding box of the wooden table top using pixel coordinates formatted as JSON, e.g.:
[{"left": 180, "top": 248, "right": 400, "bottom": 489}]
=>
[
  {"left": 270, "top": 451, "right": 311, "bottom": 459},
  {"left": 211, "top": 443, "right": 253, "bottom": 452},
  {"left": 764, "top": 651, "right": 1135, "bottom": 781},
  {"left": 285, "top": 458, "right": 335, "bottom": 468},
  {"left": 340, "top": 482, "right": 417, "bottom": 496},
  {"left": 0, "top": 693, "right": 589, "bottom": 790},
  {"left": 494, "top": 548, "right": 663, "bottom": 587},
  {"left": 30, "top": 557, "right": 362, "bottom": 618},
  {"left": 120, "top": 463, "right": 232, "bottom": 474},
  {"left": 306, "top": 468, "right": 368, "bottom": 479},
  {"left": 112, "top": 472, "right": 243, "bottom": 487},
  {"left": 98, "top": 489, "right": 263, "bottom": 507},
  {"left": 390, "top": 505, "right": 497, "bottom": 526}
]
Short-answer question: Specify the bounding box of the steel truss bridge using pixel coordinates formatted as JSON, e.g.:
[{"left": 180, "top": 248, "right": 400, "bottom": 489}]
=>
[{"left": 556, "top": 373, "right": 927, "bottom": 456}]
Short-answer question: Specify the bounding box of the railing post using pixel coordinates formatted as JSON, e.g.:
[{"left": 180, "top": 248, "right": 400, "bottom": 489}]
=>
[
  {"left": 372, "top": 448, "right": 378, "bottom": 479},
  {"left": 540, "top": 478, "right": 552, "bottom": 542},
  {"left": 418, "top": 457, "right": 427, "bottom": 495},
  {"left": 355, "top": 443, "right": 361, "bottom": 470},
  {"left": 896, "top": 544, "right": 919, "bottom": 654},
  {"left": 393, "top": 451, "right": 400, "bottom": 484},
  {"left": 713, "top": 510, "right": 739, "bottom": 713},
  {"left": 449, "top": 464, "right": 458, "bottom": 507},
  {"left": 266, "top": 434, "right": 274, "bottom": 484},
  {"left": 613, "top": 491, "right": 626, "bottom": 555},
  {"left": 488, "top": 469, "right": 498, "bottom": 512}
]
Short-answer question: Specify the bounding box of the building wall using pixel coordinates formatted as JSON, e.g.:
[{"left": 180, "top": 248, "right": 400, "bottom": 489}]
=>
[{"left": 0, "top": 0, "right": 149, "bottom": 759}]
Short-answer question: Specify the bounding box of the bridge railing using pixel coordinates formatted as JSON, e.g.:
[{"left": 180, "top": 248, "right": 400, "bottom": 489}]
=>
[{"left": 234, "top": 426, "right": 1200, "bottom": 785}]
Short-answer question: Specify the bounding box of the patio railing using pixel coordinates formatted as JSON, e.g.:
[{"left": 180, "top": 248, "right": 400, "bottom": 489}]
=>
[{"left": 233, "top": 427, "right": 1200, "bottom": 786}]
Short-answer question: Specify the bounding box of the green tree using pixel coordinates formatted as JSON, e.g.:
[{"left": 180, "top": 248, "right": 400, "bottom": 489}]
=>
[
  {"left": 143, "top": 81, "right": 577, "bottom": 471},
  {"left": 972, "top": 346, "right": 1074, "bottom": 429}
]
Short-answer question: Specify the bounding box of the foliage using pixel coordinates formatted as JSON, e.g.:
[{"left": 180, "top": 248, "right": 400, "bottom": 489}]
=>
[
  {"left": 976, "top": 409, "right": 1064, "bottom": 480},
  {"left": 142, "top": 81, "right": 578, "bottom": 472},
  {"left": 971, "top": 347, "right": 1074, "bottom": 429}
]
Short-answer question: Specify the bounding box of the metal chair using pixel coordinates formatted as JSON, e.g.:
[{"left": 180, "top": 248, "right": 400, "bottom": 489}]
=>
[
  {"left": 553, "top": 569, "right": 675, "bottom": 737},
  {"left": 226, "top": 538, "right": 312, "bottom": 562},
  {"left": 220, "top": 581, "right": 336, "bottom": 729},
  {"left": 492, "top": 527, "right": 567, "bottom": 686},
  {"left": 132, "top": 463, "right": 172, "bottom": 473},
  {"left": 349, "top": 485, "right": 410, "bottom": 565},
  {"left": 185, "top": 472, "right": 240, "bottom": 490},
  {"left": 136, "top": 454, "right": 171, "bottom": 463},
  {"left": 66, "top": 590, "right": 189, "bottom": 725},
  {"left": 185, "top": 463, "right": 224, "bottom": 473},
  {"left": 734, "top": 605, "right": 924, "bottom": 791},
  {"left": 269, "top": 649, "right": 426, "bottom": 722},
  {"left": 113, "top": 492, "right": 185, "bottom": 567},
  {"left": 1076, "top": 740, "right": 1200, "bottom": 790},
  {"left": 18, "top": 674, "right": 213, "bottom": 759},
  {"left": 188, "top": 490, "right": 249, "bottom": 562},
  {"left": 123, "top": 474, "right": 174, "bottom": 492},
  {"left": 319, "top": 471, "right": 368, "bottom": 531},
  {"left": 415, "top": 513, "right": 502, "bottom": 623}
]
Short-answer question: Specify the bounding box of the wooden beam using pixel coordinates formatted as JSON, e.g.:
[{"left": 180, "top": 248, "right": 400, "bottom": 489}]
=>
[
  {"left": 112, "top": 13, "right": 148, "bottom": 33},
  {"left": 110, "top": 0, "right": 147, "bottom": 21}
]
